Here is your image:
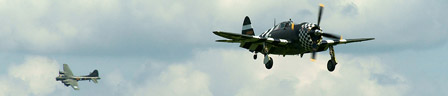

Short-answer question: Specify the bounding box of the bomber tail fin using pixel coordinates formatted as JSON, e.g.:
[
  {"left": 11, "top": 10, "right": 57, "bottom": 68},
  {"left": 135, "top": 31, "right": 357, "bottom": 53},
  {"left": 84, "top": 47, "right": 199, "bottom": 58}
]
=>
[
  {"left": 242, "top": 16, "right": 255, "bottom": 35},
  {"left": 88, "top": 70, "right": 99, "bottom": 77}
]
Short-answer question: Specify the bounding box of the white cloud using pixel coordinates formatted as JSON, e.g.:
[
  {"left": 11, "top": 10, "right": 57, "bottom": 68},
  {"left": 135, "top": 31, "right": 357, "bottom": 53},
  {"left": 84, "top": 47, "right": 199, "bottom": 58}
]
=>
[
  {"left": 110, "top": 48, "right": 408, "bottom": 96},
  {"left": 0, "top": 0, "right": 121, "bottom": 53},
  {"left": 198, "top": 49, "right": 409, "bottom": 96},
  {"left": 124, "top": 64, "right": 212, "bottom": 96},
  {"left": 0, "top": 56, "right": 65, "bottom": 96}
]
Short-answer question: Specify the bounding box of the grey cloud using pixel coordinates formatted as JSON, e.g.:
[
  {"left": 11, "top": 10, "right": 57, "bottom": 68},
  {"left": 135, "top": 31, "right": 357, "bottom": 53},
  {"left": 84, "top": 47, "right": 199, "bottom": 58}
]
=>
[
  {"left": 3, "top": 0, "right": 446, "bottom": 58},
  {"left": 323, "top": 0, "right": 448, "bottom": 53},
  {"left": 2, "top": 0, "right": 447, "bottom": 55}
]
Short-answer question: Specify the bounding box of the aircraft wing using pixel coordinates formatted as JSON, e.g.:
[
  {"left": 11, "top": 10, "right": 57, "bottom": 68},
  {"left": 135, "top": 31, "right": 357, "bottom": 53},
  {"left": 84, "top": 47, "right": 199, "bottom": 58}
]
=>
[
  {"left": 213, "top": 31, "right": 290, "bottom": 45},
  {"left": 320, "top": 38, "right": 375, "bottom": 46},
  {"left": 66, "top": 79, "right": 80, "bottom": 90},
  {"left": 63, "top": 64, "right": 74, "bottom": 77}
]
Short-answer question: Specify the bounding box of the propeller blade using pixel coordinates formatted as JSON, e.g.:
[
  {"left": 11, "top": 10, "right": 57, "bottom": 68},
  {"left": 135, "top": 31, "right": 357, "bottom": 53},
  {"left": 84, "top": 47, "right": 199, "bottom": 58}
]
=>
[
  {"left": 309, "top": 4, "right": 325, "bottom": 62},
  {"left": 311, "top": 52, "right": 316, "bottom": 61},
  {"left": 321, "top": 33, "right": 341, "bottom": 40},
  {"left": 317, "top": 4, "right": 324, "bottom": 26},
  {"left": 310, "top": 42, "right": 318, "bottom": 61}
]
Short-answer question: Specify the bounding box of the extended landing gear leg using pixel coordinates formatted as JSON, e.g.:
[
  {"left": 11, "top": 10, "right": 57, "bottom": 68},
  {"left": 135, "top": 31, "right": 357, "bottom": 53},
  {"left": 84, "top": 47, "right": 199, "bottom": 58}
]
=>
[
  {"left": 327, "top": 46, "right": 338, "bottom": 72},
  {"left": 263, "top": 54, "right": 273, "bottom": 69},
  {"left": 262, "top": 43, "right": 273, "bottom": 69}
]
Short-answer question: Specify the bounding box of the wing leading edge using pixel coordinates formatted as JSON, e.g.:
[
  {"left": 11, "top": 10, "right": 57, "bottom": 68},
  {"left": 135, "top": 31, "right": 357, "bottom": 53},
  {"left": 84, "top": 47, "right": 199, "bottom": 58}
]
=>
[
  {"left": 320, "top": 38, "right": 375, "bottom": 46},
  {"left": 63, "top": 64, "right": 74, "bottom": 77}
]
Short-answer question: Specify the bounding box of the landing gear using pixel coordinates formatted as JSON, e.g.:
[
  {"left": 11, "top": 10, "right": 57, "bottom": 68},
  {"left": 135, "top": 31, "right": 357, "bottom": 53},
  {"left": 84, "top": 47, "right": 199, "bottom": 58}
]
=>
[
  {"left": 327, "top": 46, "right": 338, "bottom": 72},
  {"left": 327, "top": 60, "right": 336, "bottom": 72},
  {"left": 265, "top": 57, "right": 273, "bottom": 69},
  {"left": 261, "top": 43, "right": 274, "bottom": 69},
  {"left": 263, "top": 54, "right": 273, "bottom": 69}
]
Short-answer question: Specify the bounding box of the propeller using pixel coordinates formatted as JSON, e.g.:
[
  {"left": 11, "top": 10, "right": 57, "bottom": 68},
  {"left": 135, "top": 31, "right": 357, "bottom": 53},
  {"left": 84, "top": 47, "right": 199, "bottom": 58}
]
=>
[
  {"left": 308, "top": 4, "right": 341, "bottom": 61},
  {"left": 309, "top": 4, "right": 324, "bottom": 61}
]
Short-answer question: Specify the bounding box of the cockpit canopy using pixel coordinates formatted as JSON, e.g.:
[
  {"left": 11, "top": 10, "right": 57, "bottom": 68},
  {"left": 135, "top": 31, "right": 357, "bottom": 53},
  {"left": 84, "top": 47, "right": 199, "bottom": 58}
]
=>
[{"left": 273, "top": 21, "right": 293, "bottom": 30}]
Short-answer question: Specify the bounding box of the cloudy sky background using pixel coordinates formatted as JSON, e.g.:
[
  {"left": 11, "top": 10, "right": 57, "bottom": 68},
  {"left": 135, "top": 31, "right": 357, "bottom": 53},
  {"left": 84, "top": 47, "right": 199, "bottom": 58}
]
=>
[{"left": 0, "top": 0, "right": 447, "bottom": 96}]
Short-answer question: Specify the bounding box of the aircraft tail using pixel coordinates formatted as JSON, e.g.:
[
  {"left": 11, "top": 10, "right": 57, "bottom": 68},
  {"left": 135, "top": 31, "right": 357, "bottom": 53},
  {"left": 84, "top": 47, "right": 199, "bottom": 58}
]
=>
[
  {"left": 242, "top": 16, "right": 255, "bottom": 35},
  {"left": 92, "top": 78, "right": 99, "bottom": 83},
  {"left": 88, "top": 70, "right": 99, "bottom": 77}
]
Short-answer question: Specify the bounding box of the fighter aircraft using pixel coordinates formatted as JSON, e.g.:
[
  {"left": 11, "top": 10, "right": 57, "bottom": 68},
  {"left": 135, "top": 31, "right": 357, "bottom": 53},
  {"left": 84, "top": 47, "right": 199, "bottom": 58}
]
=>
[
  {"left": 213, "top": 4, "right": 374, "bottom": 72},
  {"left": 56, "top": 64, "right": 100, "bottom": 90}
]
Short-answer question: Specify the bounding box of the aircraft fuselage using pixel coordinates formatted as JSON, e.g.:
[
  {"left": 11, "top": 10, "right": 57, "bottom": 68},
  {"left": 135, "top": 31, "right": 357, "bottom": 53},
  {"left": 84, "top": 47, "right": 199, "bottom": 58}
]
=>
[
  {"left": 255, "top": 22, "right": 327, "bottom": 55},
  {"left": 56, "top": 76, "right": 100, "bottom": 81}
]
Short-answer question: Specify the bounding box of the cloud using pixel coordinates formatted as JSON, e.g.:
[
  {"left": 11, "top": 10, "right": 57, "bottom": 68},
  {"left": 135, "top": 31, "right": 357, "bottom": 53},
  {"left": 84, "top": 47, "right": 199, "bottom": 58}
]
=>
[
  {"left": 201, "top": 49, "right": 409, "bottom": 96},
  {"left": 1, "top": 0, "right": 446, "bottom": 57},
  {"left": 322, "top": 0, "right": 448, "bottom": 52},
  {"left": 0, "top": 56, "right": 64, "bottom": 96},
  {"left": 0, "top": 0, "right": 446, "bottom": 95},
  {"left": 108, "top": 48, "right": 408, "bottom": 96},
  {"left": 115, "top": 64, "right": 212, "bottom": 96}
]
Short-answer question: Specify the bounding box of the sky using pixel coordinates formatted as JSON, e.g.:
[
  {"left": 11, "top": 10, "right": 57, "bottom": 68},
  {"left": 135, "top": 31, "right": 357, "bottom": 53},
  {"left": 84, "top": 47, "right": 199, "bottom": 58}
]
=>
[{"left": 0, "top": 0, "right": 447, "bottom": 96}]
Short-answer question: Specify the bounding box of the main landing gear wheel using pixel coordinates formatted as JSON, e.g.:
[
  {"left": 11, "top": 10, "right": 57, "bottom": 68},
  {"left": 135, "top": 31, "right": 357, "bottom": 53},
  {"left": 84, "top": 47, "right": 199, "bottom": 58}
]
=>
[
  {"left": 265, "top": 57, "right": 273, "bottom": 69},
  {"left": 327, "top": 60, "right": 337, "bottom": 72}
]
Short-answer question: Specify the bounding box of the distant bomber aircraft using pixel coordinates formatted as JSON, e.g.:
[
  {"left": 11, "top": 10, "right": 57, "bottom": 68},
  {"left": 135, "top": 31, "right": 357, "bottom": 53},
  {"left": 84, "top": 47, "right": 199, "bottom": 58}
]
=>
[
  {"left": 213, "top": 4, "right": 374, "bottom": 72},
  {"left": 56, "top": 64, "right": 100, "bottom": 90}
]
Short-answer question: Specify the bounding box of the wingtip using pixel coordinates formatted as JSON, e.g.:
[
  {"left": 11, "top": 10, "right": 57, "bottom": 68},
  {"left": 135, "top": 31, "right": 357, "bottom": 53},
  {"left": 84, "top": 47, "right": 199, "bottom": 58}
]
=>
[{"left": 365, "top": 38, "right": 375, "bottom": 41}]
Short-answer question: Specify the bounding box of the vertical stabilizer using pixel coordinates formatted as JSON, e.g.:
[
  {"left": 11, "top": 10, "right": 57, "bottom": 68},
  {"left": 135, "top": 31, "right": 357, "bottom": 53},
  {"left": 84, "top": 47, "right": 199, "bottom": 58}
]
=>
[
  {"left": 242, "top": 16, "right": 255, "bottom": 35},
  {"left": 88, "top": 70, "right": 99, "bottom": 77}
]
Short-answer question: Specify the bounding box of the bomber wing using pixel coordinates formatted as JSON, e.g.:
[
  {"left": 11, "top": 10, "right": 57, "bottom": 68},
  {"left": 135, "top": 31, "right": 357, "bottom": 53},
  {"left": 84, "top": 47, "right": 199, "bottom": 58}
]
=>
[
  {"left": 66, "top": 79, "right": 80, "bottom": 90},
  {"left": 63, "top": 64, "right": 74, "bottom": 77}
]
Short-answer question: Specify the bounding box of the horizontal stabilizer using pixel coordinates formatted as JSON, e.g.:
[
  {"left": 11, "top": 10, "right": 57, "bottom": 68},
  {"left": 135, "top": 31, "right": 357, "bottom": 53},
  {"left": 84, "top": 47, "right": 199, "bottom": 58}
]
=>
[{"left": 92, "top": 78, "right": 98, "bottom": 83}]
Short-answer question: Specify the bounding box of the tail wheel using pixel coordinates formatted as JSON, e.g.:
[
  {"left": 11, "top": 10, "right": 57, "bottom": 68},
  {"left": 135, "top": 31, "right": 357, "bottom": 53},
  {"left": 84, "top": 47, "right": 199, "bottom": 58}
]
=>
[
  {"left": 327, "top": 60, "right": 337, "bottom": 72},
  {"left": 265, "top": 57, "right": 273, "bottom": 69}
]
